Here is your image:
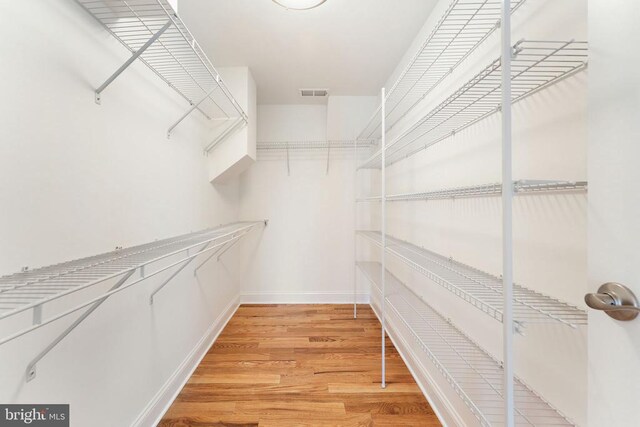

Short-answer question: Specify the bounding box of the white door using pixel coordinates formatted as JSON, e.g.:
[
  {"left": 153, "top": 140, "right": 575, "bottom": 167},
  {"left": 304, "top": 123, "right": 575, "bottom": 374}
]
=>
[{"left": 587, "top": 1, "right": 640, "bottom": 426}]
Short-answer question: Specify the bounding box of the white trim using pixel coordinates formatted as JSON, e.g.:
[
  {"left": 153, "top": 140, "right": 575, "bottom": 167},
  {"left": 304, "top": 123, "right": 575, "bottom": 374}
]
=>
[
  {"left": 133, "top": 295, "right": 241, "bottom": 427},
  {"left": 240, "top": 292, "right": 370, "bottom": 304},
  {"left": 369, "top": 290, "right": 465, "bottom": 427}
]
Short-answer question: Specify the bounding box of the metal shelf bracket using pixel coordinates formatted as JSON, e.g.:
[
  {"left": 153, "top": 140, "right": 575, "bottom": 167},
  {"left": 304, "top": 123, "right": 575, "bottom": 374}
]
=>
[
  {"left": 0, "top": 222, "right": 266, "bottom": 382},
  {"left": 167, "top": 88, "right": 217, "bottom": 138},
  {"left": 95, "top": 20, "right": 173, "bottom": 105},
  {"left": 149, "top": 242, "right": 211, "bottom": 304},
  {"left": 25, "top": 268, "right": 137, "bottom": 382}
]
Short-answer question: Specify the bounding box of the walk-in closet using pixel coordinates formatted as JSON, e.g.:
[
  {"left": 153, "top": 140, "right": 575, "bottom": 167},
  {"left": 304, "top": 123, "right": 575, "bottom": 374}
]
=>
[{"left": 1, "top": 1, "right": 639, "bottom": 426}]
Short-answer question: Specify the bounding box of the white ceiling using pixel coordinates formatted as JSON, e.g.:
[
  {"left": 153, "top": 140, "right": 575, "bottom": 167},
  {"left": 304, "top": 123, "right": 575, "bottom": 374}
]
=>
[{"left": 178, "top": 0, "right": 437, "bottom": 104}]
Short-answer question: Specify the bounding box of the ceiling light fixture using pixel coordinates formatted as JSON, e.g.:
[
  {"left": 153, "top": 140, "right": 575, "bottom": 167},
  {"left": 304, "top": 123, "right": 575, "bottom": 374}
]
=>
[{"left": 272, "top": 0, "right": 327, "bottom": 11}]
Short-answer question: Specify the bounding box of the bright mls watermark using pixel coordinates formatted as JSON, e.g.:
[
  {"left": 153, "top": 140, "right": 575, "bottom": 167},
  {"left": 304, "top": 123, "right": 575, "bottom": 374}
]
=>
[{"left": 0, "top": 405, "right": 68, "bottom": 426}]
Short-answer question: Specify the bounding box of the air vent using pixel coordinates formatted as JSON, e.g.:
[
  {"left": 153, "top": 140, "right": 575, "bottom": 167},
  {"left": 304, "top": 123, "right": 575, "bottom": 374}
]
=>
[{"left": 300, "top": 88, "right": 329, "bottom": 97}]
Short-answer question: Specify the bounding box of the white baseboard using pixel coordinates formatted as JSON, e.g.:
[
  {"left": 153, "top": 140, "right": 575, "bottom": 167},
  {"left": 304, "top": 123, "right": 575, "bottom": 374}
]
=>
[
  {"left": 133, "top": 295, "right": 241, "bottom": 427},
  {"left": 369, "top": 292, "right": 465, "bottom": 427},
  {"left": 240, "top": 292, "right": 370, "bottom": 304}
]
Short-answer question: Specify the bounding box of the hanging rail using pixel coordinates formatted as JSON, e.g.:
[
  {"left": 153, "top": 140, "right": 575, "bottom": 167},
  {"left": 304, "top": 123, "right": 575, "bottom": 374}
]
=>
[
  {"left": 357, "top": 0, "right": 527, "bottom": 141},
  {"left": 76, "top": 0, "right": 247, "bottom": 139},
  {"left": 358, "top": 262, "right": 575, "bottom": 426},
  {"left": 359, "top": 40, "right": 588, "bottom": 169},
  {"left": 357, "top": 231, "right": 587, "bottom": 329}
]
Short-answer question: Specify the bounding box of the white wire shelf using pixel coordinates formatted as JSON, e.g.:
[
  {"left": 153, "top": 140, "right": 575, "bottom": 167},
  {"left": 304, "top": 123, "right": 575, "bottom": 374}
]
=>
[
  {"left": 358, "top": 0, "right": 527, "bottom": 141},
  {"left": 358, "top": 261, "right": 574, "bottom": 426},
  {"left": 256, "top": 139, "right": 377, "bottom": 176},
  {"left": 357, "top": 180, "right": 588, "bottom": 202},
  {"left": 76, "top": 0, "right": 247, "bottom": 127},
  {"left": 357, "top": 231, "right": 587, "bottom": 329},
  {"left": 0, "top": 221, "right": 264, "bottom": 346},
  {"left": 257, "top": 139, "right": 376, "bottom": 151},
  {"left": 359, "top": 40, "right": 588, "bottom": 169}
]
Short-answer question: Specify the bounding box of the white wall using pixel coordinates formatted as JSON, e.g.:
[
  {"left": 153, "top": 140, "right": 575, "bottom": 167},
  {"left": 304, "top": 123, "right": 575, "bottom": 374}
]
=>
[
  {"left": 359, "top": 0, "right": 588, "bottom": 424},
  {"left": 237, "top": 100, "right": 376, "bottom": 302},
  {"left": 0, "top": 1, "right": 250, "bottom": 426}
]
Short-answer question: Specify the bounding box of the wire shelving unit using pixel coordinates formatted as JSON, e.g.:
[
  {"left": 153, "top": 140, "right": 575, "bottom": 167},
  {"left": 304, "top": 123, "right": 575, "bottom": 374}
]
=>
[
  {"left": 258, "top": 140, "right": 377, "bottom": 176},
  {"left": 358, "top": 0, "right": 527, "bottom": 141},
  {"left": 353, "top": 1, "right": 589, "bottom": 422},
  {"left": 357, "top": 180, "right": 588, "bottom": 202},
  {"left": 357, "top": 231, "right": 587, "bottom": 329},
  {"left": 0, "top": 222, "right": 262, "bottom": 330},
  {"left": 358, "top": 261, "right": 574, "bottom": 426},
  {"left": 76, "top": 0, "right": 247, "bottom": 140},
  {"left": 0, "top": 221, "right": 265, "bottom": 381},
  {"left": 359, "top": 40, "right": 588, "bottom": 169}
]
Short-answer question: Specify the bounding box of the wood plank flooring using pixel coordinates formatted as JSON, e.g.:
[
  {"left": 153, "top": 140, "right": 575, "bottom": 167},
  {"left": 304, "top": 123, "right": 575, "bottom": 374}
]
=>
[{"left": 159, "top": 304, "right": 440, "bottom": 427}]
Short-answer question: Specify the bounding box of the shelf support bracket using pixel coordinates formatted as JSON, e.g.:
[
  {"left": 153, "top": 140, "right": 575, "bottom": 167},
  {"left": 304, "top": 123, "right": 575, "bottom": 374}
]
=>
[
  {"left": 149, "top": 242, "right": 211, "bottom": 305},
  {"left": 149, "top": 242, "right": 211, "bottom": 304},
  {"left": 215, "top": 234, "right": 242, "bottom": 261},
  {"left": 326, "top": 143, "right": 331, "bottom": 175},
  {"left": 196, "top": 228, "right": 253, "bottom": 273},
  {"left": 193, "top": 243, "right": 229, "bottom": 275},
  {"left": 167, "top": 88, "right": 217, "bottom": 138},
  {"left": 25, "top": 268, "right": 137, "bottom": 382},
  {"left": 32, "top": 305, "right": 42, "bottom": 326},
  {"left": 95, "top": 20, "right": 173, "bottom": 105},
  {"left": 193, "top": 224, "right": 260, "bottom": 275},
  {"left": 286, "top": 142, "right": 291, "bottom": 176}
]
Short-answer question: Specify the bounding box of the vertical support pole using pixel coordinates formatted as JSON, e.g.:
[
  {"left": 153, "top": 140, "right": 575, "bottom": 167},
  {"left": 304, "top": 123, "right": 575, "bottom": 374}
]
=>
[
  {"left": 501, "top": 1, "right": 514, "bottom": 426},
  {"left": 380, "top": 87, "right": 387, "bottom": 389},
  {"left": 354, "top": 137, "right": 358, "bottom": 319}
]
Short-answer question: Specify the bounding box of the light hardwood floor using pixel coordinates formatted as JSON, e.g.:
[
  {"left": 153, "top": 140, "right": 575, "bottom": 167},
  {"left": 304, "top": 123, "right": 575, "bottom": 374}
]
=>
[{"left": 159, "top": 304, "right": 441, "bottom": 426}]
